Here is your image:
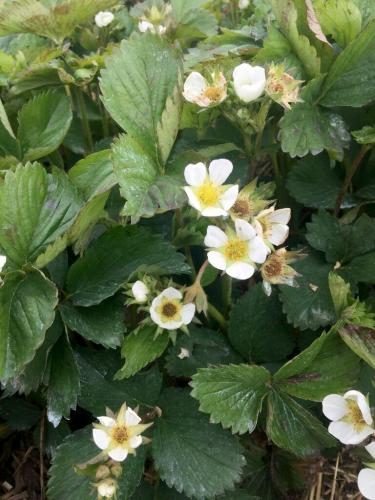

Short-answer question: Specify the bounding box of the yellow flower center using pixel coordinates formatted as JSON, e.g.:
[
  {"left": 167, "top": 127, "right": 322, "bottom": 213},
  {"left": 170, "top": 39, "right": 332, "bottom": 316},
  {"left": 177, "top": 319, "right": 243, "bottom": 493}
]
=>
[
  {"left": 112, "top": 426, "right": 128, "bottom": 444},
  {"left": 196, "top": 182, "right": 221, "bottom": 206},
  {"left": 224, "top": 238, "right": 248, "bottom": 262},
  {"left": 344, "top": 400, "right": 366, "bottom": 430},
  {"left": 157, "top": 298, "right": 182, "bottom": 322},
  {"left": 203, "top": 86, "right": 223, "bottom": 102}
]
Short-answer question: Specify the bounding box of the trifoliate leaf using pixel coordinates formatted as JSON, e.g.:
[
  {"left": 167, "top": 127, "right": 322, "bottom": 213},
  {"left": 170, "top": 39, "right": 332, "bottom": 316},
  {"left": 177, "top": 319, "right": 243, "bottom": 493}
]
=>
[
  {"left": 166, "top": 326, "right": 241, "bottom": 377},
  {"left": 266, "top": 390, "right": 335, "bottom": 457},
  {"left": 286, "top": 154, "right": 344, "bottom": 209},
  {"left": 0, "top": 163, "right": 82, "bottom": 269},
  {"left": 228, "top": 284, "right": 295, "bottom": 363},
  {"left": 60, "top": 297, "right": 125, "bottom": 349},
  {"left": 0, "top": 269, "right": 58, "bottom": 381},
  {"left": 66, "top": 226, "right": 189, "bottom": 307},
  {"left": 274, "top": 331, "right": 360, "bottom": 400},
  {"left": 46, "top": 333, "right": 80, "bottom": 427},
  {"left": 279, "top": 251, "right": 336, "bottom": 330},
  {"left": 320, "top": 19, "right": 375, "bottom": 107},
  {"left": 115, "top": 325, "right": 169, "bottom": 380},
  {"left": 152, "top": 388, "right": 245, "bottom": 499},
  {"left": 48, "top": 427, "right": 146, "bottom": 500},
  {"left": 76, "top": 349, "right": 162, "bottom": 415},
  {"left": 17, "top": 91, "right": 72, "bottom": 161},
  {"left": 191, "top": 364, "right": 271, "bottom": 434}
]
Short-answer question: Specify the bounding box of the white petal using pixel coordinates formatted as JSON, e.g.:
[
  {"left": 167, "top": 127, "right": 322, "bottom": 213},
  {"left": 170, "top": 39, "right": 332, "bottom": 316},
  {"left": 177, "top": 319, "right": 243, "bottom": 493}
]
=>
[
  {"left": 181, "top": 303, "right": 195, "bottom": 325},
  {"left": 125, "top": 408, "right": 141, "bottom": 426},
  {"left": 138, "top": 20, "right": 153, "bottom": 32},
  {"left": 93, "top": 429, "right": 110, "bottom": 450},
  {"left": 150, "top": 300, "right": 163, "bottom": 327},
  {"left": 129, "top": 435, "right": 143, "bottom": 449},
  {"left": 345, "top": 390, "right": 373, "bottom": 425},
  {"left": 263, "top": 280, "right": 272, "bottom": 296},
  {"left": 234, "top": 81, "right": 266, "bottom": 102},
  {"left": 358, "top": 468, "right": 375, "bottom": 500},
  {"left": 366, "top": 442, "right": 375, "bottom": 459},
  {"left": 97, "top": 416, "right": 116, "bottom": 428},
  {"left": 162, "top": 287, "right": 182, "bottom": 300},
  {"left": 226, "top": 262, "right": 255, "bottom": 280},
  {"left": 235, "top": 219, "right": 256, "bottom": 240},
  {"left": 249, "top": 236, "right": 269, "bottom": 263},
  {"left": 207, "top": 251, "right": 227, "bottom": 271},
  {"left": 322, "top": 394, "right": 348, "bottom": 421},
  {"left": 233, "top": 63, "right": 266, "bottom": 85},
  {"left": 220, "top": 185, "right": 239, "bottom": 211},
  {"left": 157, "top": 318, "right": 183, "bottom": 330},
  {"left": 268, "top": 224, "right": 289, "bottom": 246},
  {"left": 183, "top": 72, "right": 207, "bottom": 102},
  {"left": 184, "top": 187, "right": 202, "bottom": 211},
  {"left": 108, "top": 447, "right": 128, "bottom": 462},
  {"left": 201, "top": 206, "right": 228, "bottom": 217},
  {"left": 268, "top": 208, "right": 291, "bottom": 224},
  {"left": 184, "top": 162, "right": 207, "bottom": 186},
  {"left": 132, "top": 281, "right": 149, "bottom": 303},
  {"left": 328, "top": 421, "right": 373, "bottom": 445},
  {"left": 204, "top": 225, "right": 228, "bottom": 248},
  {"left": 208, "top": 159, "right": 233, "bottom": 185},
  {"left": 0, "top": 255, "right": 6, "bottom": 271}
]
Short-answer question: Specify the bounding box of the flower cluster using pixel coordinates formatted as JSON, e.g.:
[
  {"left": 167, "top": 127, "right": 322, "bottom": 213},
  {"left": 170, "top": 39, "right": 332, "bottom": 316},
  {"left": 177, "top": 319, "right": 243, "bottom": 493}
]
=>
[
  {"left": 323, "top": 390, "right": 375, "bottom": 499},
  {"left": 183, "top": 158, "right": 298, "bottom": 290},
  {"left": 137, "top": 4, "right": 172, "bottom": 35}
]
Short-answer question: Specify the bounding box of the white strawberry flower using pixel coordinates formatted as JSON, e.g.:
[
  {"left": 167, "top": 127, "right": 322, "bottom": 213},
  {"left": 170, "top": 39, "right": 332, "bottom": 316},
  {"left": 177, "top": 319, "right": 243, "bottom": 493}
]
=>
[
  {"left": 358, "top": 443, "right": 375, "bottom": 500},
  {"left": 138, "top": 21, "right": 166, "bottom": 35},
  {"left": 97, "top": 479, "right": 117, "bottom": 498},
  {"left": 0, "top": 255, "right": 6, "bottom": 272},
  {"left": 150, "top": 287, "right": 195, "bottom": 331},
  {"left": 95, "top": 11, "right": 114, "bottom": 27},
  {"left": 183, "top": 160, "right": 238, "bottom": 217},
  {"left": 232, "top": 63, "right": 266, "bottom": 103},
  {"left": 322, "top": 390, "right": 374, "bottom": 445},
  {"left": 92, "top": 404, "right": 151, "bottom": 462},
  {"left": 254, "top": 206, "right": 291, "bottom": 247},
  {"left": 183, "top": 71, "right": 227, "bottom": 108},
  {"left": 204, "top": 219, "right": 269, "bottom": 280},
  {"left": 131, "top": 280, "right": 149, "bottom": 303},
  {"left": 239, "top": 0, "right": 250, "bottom": 8}
]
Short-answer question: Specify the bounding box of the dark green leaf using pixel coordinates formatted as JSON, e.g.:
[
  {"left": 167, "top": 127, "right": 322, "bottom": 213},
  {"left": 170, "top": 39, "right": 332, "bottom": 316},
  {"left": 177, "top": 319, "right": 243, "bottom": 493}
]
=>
[
  {"left": 0, "top": 397, "right": 41, "bottom": 430},
  {"left": 152, "top": 388, "right": 245, "bottom": 499},
  {"left": 339, "top": 323, "right": 375, "bottom": 369},
  {"left": 191, "top": 364, "right": 271, "bottom": 434}
]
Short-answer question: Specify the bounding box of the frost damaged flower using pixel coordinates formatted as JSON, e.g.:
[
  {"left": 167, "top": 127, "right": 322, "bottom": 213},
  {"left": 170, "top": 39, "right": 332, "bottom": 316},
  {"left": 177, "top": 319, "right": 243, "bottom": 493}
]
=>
[
  {"left": 183, "top": 160, "right": 238, "bottom": 217},
  {"left": 204, "top": 219, "right": 269, "bottom": 280},
  {"left": 253, "top": 206, "right": 291, "bottom": 249},
  {"left": 260, "top": 248, "right": 302, "bottom": 296},
  {"left": 183, "top": 71, "right": 227, "bottom": 108},
  {"left": 266, "top": 64, "right": 303, "bottom": 110},
  {"left": 93, "top": 404, "right": 151, "bottom": 462},
  {"left": 232, "top": 63, "right": 266, "bottom": 103},
  {"left": 150, "top": 287, "right": 195, "bottom": 331},
  {"left": 131, "top": 280, "right": 149, "bottom": 303},
  {"left": 95, "top": 11, "right": 114, "bottom": 28},
  {"left": 322, "top": 390, "right": 374, "bottom": 445},
  {"left": 230, "top": 179, "right": 274, "bottom": 221},
  {"left": 358, "top": 443, "right": 375, "bottom": 500}
]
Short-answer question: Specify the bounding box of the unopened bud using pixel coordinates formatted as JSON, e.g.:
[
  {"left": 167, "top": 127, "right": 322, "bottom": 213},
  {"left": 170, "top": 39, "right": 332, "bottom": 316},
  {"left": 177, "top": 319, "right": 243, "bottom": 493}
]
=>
[{"left": 95, "top": 465, "right": 110, "bottom": 480}]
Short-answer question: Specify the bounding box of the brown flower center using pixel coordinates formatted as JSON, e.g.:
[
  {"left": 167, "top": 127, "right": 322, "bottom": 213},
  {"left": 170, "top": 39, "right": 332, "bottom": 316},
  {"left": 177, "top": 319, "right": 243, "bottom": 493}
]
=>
[
  {"left": 203, "top": 86, "right": 223, "bottom": 102},
  {"left": 231, "top": 199, "right": 252, "bottom": 218},
  {"left": 263, "top": 259, "right": 282, "bottom": 278},
  {"left": 112, "top": 426, "right": 128, "bottom": 444},
  {"left": 162, "top": 302, "right": 178, "bottom": 318}
]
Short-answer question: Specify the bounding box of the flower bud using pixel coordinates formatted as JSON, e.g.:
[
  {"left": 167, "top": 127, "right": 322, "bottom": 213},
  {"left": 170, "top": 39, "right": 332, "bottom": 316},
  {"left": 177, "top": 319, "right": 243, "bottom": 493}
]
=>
[
  {"left": 97, "top": 479, "right": 117, "bottom": 498},
  {"left": 132, "top": 280, "right": 149, "bottom": 303},
  {"left": 239, "top": 0, "right": 250, "bottom": 9},
  {"left": 110, "top": 463, "right": 123, "bottom": 478},
  {"left": 232, "top": 63, "right": 266, "bottom": 103},
  {"left": 95, "top": 465, "right": 110, "bottom": 480},
  {"left": 95, "top": 11, "right": 114, "bottom": 28}
]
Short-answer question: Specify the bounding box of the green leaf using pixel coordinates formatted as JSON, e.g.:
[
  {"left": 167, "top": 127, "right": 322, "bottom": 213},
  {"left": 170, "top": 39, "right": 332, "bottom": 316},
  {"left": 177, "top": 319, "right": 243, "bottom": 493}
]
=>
[
  {"left": 17, "top": 91, "right": 72, "bottom": 161},
  {"left": 48, "top": 427, "right": 145, "bottom": 500},
  {"left": 286, "top": 155, "right": 343, "bottom": 209},
  {"left": 0, "top": 98, "right": 20, "bottom": 158},
  {"left": 338, "top": 323, "right": 375, "bottom": 369},
  {"left": 266, "top": 390, "right": 335, "bottom": 457},
  {"left": 306, "top": 211, "right": 375, "bottom": 263},
  {"left": 76, "top": 349, "right": 162, "bottom": 416},
  {"left": 191, "top": 364, "right": 271, "bottom": 435},
  {"left": 279, "top": 251, "right": 336, "bottom": 331},
  {"left": 274, "top": 331, "right": 360, "bottom": 400},
  {"left": 314, "top": 0, "right": 362, "bottom": 48},
  {"left": 166, "top": 326, "right": 241, "bottom": 378},
  {"left": 66, "top": 226, "right": 189, "bottom": 307},
  {"left": 352, "top": 0, "right": 375, "bottom": 24},
  {"left": 340, "top": 251, "right": 375, "bottom": 284},
  {"left": 60, "top": 297, "right": 125, "bottom": 349},
  {"left": 0, "top": 163, "right": 82, "bottom": 268},
  {"left": 228, "top": 284, "right": 295, "bottom": 363},
  {"left": 320, "top": 19, "right": 375, "bottom": 107},
  {"left": 68, "top": 149, "right": 116, "bottom": 200},
  {"left": 0, "top": 397, "right": 41, "bottom": 430},
  {"left": 46, "top": 333, "right": 80, "bottom": 427},
  {"left": 116, "top": 325, "right": 169, "bottom": 380},
  {"left": 352, "top": 125, "right": 375, "bottom": 144},
  {"left": 100, "top": 33, "right": 182, "bottom": 163},
  {"left": 152, "top": 388, "right": 245, "bottom": 499},
  {"left": 0, "top": 0, "right": 118, "bottom": 43},
  {"left": 328, "top": 272, "right": 351, "bottom": 316},
  {"left": 171, "top": 0, "right": 217, "bottom": 39},
  {"left": 0, "top": 269, "right": 57, "bottom": 381}
]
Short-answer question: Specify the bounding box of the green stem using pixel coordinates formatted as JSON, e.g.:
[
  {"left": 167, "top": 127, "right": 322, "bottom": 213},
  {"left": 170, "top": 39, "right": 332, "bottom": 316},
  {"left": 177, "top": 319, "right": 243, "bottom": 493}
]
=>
[
  {"left": 207, "top": 303, "right": 227, "bottom": 330},
  {"left": 76, "top": 87, "right": 94, "bottom": 154},
  {"left": 221, "top": 274, "right": 232, "bottom": 314}
]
